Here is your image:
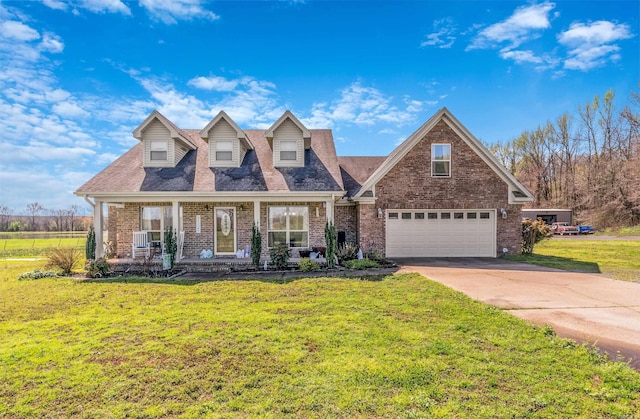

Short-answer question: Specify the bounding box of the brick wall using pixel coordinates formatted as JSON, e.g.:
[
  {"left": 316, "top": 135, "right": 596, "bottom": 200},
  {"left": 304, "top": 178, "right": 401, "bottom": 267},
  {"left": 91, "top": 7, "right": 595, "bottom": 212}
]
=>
[
  {"left": 112, "top": 201, "right": 328, "bottom": 259},
  {"left": 365, "top": 119, "right": 522, "bottom": 255},
  {"left": 335, "top": 205, "right": 357, "bottom": 245}
]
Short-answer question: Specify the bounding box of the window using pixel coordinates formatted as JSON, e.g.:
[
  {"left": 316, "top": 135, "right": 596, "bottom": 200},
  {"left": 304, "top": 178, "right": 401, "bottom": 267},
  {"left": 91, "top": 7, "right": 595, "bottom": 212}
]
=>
[
  {"left": 415, "top": 212, "right": 425, "bottom": 220},
  {"left": 480, "top": 212, "right": 490, "bottom": 219},
  {"left": 150, "top": 140, "right": 168, "bottom": 161},
  {"left": 388, "top": 212, "right": 399, "bottom": 220},
  {"left": 215, "top": 140, "right": 233, "bottom": 161},
  {"left": 428, "top": 212, "right": 438, "bottom": 219},
  {"left": 467, "top": 212, "right": 477, "bottom": 219},
  {"left": 441, "top": 212, "right": 451, "bottom": 219},
  {"left": 280, "top": 140, "right": 297, "bottom": 161},
  {"left": 431, "top": 144, "right": 451, "bottom": 177},
  {"left": 268, "top": 206, "right": 308, "bottom": 247},
  {"left": 401, "top": 212, "right": 412, "bottom": 220},
  {"left": 454, "top": 212, "right": 464, "bottom": 219},
  {"left": 140, "top": 206, "right": 172, "bottom": 243}
]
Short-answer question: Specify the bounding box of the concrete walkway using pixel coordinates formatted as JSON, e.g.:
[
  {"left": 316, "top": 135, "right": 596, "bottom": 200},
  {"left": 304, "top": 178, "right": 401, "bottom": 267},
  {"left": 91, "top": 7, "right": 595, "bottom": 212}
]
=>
[{"left": 394, "top": 258, "right": 640, "bottom": 370}]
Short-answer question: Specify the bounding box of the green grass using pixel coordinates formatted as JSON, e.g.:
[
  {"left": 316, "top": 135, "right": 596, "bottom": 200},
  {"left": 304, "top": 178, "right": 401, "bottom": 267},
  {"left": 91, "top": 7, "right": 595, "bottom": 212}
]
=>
[
  {"left": 1, "top": 260, "right": 639, "bottom": 417},
  {"left": 0, "top": 237, "right": 85, "bottom": 257},
  {"left": 508, "top": 239, "right": 640, "bottom": 282},
  {"left": 599, "top": 225, "right": 640, "bottom": 237}
]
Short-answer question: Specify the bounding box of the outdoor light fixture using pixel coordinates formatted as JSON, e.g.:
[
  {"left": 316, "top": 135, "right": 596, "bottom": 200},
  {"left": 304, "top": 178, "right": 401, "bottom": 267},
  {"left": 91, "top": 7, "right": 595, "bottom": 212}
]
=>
[
  {"left": 500, "top": 208, "right": 507, "bottom": 219},
  {"left": 377, "top": 208, "right": 383, "bottom": 218}
]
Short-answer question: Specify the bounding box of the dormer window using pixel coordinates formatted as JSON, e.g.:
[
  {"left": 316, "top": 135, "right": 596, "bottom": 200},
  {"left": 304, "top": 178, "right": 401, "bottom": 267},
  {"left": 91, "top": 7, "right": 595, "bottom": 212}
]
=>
[
  {"left": 280, "top": 140, "right": 297, "bottom": 161},
  {"left": 150, "top": 140, "right": 168, "bottom": 161},
  {"left": 215, "top": 140, "right": 233, "bottom": 161}
]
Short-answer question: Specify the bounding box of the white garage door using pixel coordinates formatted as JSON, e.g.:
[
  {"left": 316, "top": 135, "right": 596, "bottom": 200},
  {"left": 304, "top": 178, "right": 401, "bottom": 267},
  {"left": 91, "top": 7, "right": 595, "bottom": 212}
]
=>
[{"left": 386, "top": 209, "right": 496, "bottom": 257}]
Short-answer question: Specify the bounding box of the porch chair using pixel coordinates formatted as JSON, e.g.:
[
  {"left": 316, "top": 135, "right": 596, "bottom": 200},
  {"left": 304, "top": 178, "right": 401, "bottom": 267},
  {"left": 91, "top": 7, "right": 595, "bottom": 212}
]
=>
[{"left": 131, "top": 231, "right": 151, "bottom": 258}]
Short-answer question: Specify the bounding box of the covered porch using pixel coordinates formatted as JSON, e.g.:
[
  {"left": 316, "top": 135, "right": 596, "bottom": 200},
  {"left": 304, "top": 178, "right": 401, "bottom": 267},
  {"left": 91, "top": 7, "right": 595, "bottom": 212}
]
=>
[{"left": 87, "top": 193, "right": 341, "bottom": 260}]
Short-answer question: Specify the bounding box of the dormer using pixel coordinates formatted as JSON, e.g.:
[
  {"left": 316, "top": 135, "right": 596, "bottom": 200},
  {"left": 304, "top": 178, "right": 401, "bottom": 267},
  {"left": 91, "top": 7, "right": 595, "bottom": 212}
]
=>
[
  {"left": 200, "top": 111, "right": 253, "bottom": 168},
  {"left": 133, "top": 110, "right": 196, "bottom": 168},
  {"left": 265, "top": 110, "right": 311, "bottom": 168}
]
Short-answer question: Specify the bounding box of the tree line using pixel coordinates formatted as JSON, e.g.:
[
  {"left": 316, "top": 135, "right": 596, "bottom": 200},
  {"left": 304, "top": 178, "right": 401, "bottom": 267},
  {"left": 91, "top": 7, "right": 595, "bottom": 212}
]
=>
[
  {"left": 0, "top": 202, "right": 91, "bottom": 232},
  {"left": 489, "top": 88, "right": 639, "bottom": 228}
]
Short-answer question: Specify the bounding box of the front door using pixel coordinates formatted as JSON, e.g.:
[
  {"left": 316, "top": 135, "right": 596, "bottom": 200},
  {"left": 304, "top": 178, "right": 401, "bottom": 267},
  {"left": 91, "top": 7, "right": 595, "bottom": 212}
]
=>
[{"left": 214, "top": 207, "right": 236, "bottom": 255}]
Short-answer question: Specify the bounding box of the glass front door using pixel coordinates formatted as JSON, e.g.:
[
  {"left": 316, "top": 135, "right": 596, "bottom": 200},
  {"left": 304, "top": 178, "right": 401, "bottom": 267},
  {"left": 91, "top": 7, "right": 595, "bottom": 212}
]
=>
[{"left": 215, "top": 208, "right": 236, "bottom": 255}]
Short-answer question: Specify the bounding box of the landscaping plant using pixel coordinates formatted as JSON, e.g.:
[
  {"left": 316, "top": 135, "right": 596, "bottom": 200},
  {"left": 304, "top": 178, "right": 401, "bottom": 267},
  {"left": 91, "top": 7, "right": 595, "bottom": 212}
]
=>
[
  {"left": 85, "top": 257, "right": 111, "bottom": 278},
  {"left": 324, "top": 220, "right": 337, "bottom": 268},
  {"left": 251, "top": 222, "right": 262, "bottom": 269},
  {"left": 269, "top": 244, "right": 290, "bottom": 270},
  {"left": 164, "top": 227, "right": 178, "bottom": 269},
  {"left": 46, "top": 248, "right": 82, "bottom": 275},
  {"left": 337, "top": 242, "right": 359, "bottom": 263},
  {"left": 298, "top": 257, "right": 320, "bottom": 272},
  {"left": 85, "top": 225, "right": 95, "bottom": 261},
  {"left": 344, "top": 258, "right": 380, "bottom": 270},
  {"left": 521, "top": 218, "right": 552, "bottom": 255}
]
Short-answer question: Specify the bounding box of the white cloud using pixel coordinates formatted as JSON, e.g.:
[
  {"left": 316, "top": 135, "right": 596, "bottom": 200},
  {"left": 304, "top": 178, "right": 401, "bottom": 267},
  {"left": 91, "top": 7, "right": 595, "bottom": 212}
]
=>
[
  {"left": 40, "top": 32, "right": 64, "bottom": 53},
  {"left": 43, "top": 0, "right": 67, "bottom": 10},
  {"left": 302, "top": 82, "right": 423, "bottom": 128},
  {"left": 0, "top": 20, "right": 40, "bottom": 41},
  {"left": 53, "top": 101, "right": 90, "bottom": 118},
  {"left": 421, "top": 18, "right": 456, "bottom": 49},
  {"left": 499, "top": 49, "right": 543, "bottom": 64},
  {"left": 77, "top": 0, "right": 131, "bottom": 15},
  {"left": 558, "top": 21, "right": 633, "bottom": 71},
  {"left": 467, "top": 2, "right": 555, "bottom": 50},
  {"left": 139, "top": 0, "right": 219, "bottom": 24},
  {"left": 188, "top": 75, "right": 239, "bottom": 92}
]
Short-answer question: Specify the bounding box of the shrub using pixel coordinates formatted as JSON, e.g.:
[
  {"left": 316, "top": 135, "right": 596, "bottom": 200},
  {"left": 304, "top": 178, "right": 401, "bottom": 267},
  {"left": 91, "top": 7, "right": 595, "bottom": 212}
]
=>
[
  {"left": 298, "top": 257, "right": 320, "bottom": 272},
  {"left": 19, "top": 269, "right": 58, "bottom": 280},
  {"left": 325, "top": 221, "right": 337, "bottom": 268},
  {"left": 362, "top": 242, "right": 384, "bottom": 261},
  {"left": 251, "top": 222, "right": 262, "bottom": 269},
  {"left": 85, "top": 225, "right": 96, "bottom": 261},
  {"left": 269, "top": 244, "right": 290, "bottom": 270},
  {"left": 337, "top": 242, "right": 359, "bottom": 263},
  {"left": 164, "top": 227, "right": 178, "bottom": 269},
  {"left": 47, "top": 248, "right": 82, "bottom": 275},
  {"left": 522, "top": 218, "right": 552, "bottom": 255},
  {"left": 344, "top": 258, "right": 380, "bottom": 270},
  {"left": 86, "top": 257, "right": 111, "bottom": 278}
]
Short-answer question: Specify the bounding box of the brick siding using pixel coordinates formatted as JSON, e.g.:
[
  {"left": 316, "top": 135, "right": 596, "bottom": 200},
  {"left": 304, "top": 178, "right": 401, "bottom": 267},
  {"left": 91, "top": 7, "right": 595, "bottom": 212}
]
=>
[
  {"left": 111, "top": 201, "right": 328, "bottom": 259},
  {"left": 360, "top": 119, "right": 522, "bottom": 255}
]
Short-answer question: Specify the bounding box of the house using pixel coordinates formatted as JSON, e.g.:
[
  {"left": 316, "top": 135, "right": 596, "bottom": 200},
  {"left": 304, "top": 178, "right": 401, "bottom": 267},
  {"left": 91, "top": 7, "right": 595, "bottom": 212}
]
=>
[{"left": 75, "top": 108, "right": 533, "bottom": 260}]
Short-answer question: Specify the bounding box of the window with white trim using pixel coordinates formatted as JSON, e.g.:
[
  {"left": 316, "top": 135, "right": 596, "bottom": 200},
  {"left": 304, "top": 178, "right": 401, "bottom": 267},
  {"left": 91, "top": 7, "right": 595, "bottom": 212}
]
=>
[
  {"left": 150, "top": 140, "right": 168, "bottom": 161},
  {"left": 280, "top": 140, "right": 297, "bottom": 161},
  {"left": 140, "top": 206, "right": 173, "bottom": 243},
  {"left": 431, "top": 144, "right": 451, "bottom": 177},
  {"left": 268, "top": 206, "right": 309, "bottom": 247},
  {"left": 215, "top": 140, "right": 233, "bottom": 161}
]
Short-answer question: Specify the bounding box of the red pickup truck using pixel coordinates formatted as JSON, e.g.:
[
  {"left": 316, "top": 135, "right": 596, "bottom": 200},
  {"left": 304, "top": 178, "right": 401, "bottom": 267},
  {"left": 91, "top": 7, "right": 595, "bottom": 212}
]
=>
[{"left": 551, "top": 222, "right": 579, "bottom": 235}]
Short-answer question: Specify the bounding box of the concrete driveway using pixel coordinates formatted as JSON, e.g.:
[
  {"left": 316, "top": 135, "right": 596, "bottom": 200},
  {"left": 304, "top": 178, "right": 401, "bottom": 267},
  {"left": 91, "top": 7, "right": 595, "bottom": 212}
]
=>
[{"left": 394, "top": 258, "right": 640, "bottom": 370}]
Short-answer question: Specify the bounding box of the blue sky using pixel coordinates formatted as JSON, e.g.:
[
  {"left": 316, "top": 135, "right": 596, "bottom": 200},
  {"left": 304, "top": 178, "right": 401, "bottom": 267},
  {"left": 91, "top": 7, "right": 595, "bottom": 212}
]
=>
[{"left": 0, "top": 0, "right": 637, "bottom": 214}]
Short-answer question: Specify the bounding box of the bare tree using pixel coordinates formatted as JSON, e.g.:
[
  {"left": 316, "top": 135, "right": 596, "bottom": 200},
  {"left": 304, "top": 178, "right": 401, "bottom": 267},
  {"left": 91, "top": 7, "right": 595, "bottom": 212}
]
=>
[
  {"left": 26, "top": 202, "right": 44, "bottom": 231},
  {"left": 0, "top": 205, "right": 11, "bottom": 231}
]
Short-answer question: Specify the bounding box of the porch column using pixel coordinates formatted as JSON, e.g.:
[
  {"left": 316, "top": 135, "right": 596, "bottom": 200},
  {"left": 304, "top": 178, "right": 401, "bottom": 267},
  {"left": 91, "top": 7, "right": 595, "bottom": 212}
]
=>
[
  {"left": 94, "top": 199, "right": 104, "bottom": 258},
  {"left": 171, "top": 201, "right": 180, "bottom": 233},
  {"left": 325, "top": 199, "right": 334, "bottom": 223},
  {"left": 253, "top": 200, "right": 260, "bottom": 227}
]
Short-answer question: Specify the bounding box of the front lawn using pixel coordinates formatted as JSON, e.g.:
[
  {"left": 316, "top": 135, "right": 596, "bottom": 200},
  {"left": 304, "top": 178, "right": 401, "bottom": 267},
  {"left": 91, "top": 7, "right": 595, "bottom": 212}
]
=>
[
  {"left": 508, "top": 238, "right": 640, "bottom": 282},
  {"left": 1, "top": 260, "right": 639, "bottom": 417}
]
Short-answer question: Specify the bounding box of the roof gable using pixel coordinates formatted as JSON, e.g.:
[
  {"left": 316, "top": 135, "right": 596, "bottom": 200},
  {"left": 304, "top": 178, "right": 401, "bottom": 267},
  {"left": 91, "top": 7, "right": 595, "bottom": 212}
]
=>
[
  {"left": 353, "top": 108, "right": 533, "bottom": 204},
  {"left": 265, "top": 110, "right": 311, "bottom": 141},
  {"left": 199, "top": 110, "right": 254, "bottom": 150},
  {"left": 133, "top": 110, "right": 196, "bottom": 150}
]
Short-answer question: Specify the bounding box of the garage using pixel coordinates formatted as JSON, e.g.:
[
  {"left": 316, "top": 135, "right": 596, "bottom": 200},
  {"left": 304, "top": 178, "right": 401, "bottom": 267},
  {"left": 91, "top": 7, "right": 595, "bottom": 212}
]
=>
[{"left": 385, "top": 209, "right": 496, "bottom": 257}]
